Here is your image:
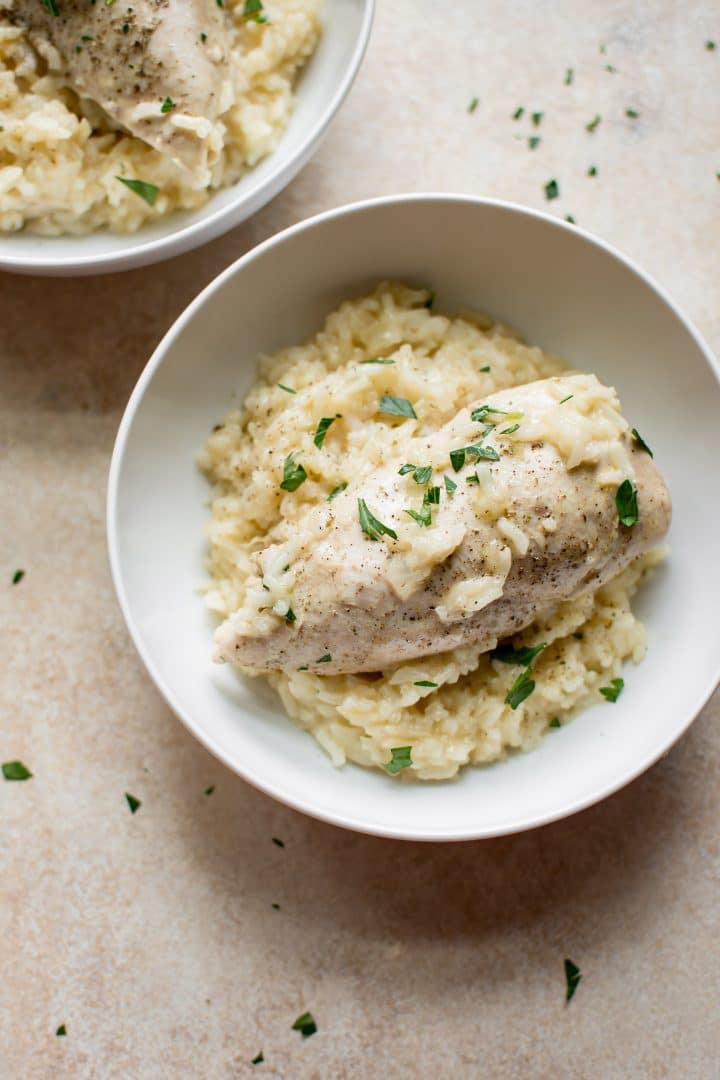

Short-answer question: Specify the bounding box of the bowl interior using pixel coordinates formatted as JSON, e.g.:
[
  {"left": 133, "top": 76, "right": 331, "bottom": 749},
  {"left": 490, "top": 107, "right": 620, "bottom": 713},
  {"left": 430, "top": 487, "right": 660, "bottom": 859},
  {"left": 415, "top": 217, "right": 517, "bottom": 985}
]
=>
[
  {"left": 0, "top": 0, "right": 372, "bottom": 275},
  {"left": 109, "top": 196, "right": 720, "bottom": 839}
]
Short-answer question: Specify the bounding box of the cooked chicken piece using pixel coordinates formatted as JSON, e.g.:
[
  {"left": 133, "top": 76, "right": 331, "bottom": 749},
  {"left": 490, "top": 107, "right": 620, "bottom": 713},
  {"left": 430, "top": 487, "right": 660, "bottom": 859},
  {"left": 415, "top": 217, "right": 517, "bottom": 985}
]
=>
[
  {"left": 214, "top": 374, "right": 671, "bottom": 675},
  {"left": 3, "top": 0, "right": 232, "bottom": 184}
]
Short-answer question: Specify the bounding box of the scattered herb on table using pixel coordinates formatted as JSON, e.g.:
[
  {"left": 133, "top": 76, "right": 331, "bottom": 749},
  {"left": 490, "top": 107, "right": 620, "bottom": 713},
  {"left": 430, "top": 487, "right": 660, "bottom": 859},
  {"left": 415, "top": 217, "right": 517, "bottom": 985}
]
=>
[
  {"left": 544, "top": 178, "right": 560, "bottom": 200},
  {"left": 600, "top": 677, "right": 624, "bottom": 702},
  {"left": 468, "top": 96, "right": 479, "bottom": 113},
  {"left": 472, "top": 403, "right": 522, "bottom": 422},
  {"left": 56, "top": 1024, "right": 67, "bottom": 1037},
  {"left": 586, "top": 113, "right": 602, "bottom": 132},
  {"left": 204, "top": 785, "right": 215, "bottom": 796},
  {"left": 115, "top": 177, "right": 159, "bottom": 206},
  {"left": 313, "top": 415, "right": 340, "bottom": 449},
  {"left": 531, "top": 111, "right": 544, "bottom": 127},
  {"left": 492, "top": 642, "right": 547, "bottom": 666},
  {"left": 513, "top": 106, "right": 525, "bottom": 120},
  {"left": 277, "top": 383, "right": 296, "bottom": 394},
  {"left": 384, "top": 746, "right": 413, "bottom": 774},
  {"left": 564, "top": 958, "right": 582, "bottom": 1002},
  {"left": 280, "top": 453, "right": 307, "bottom": 492},
  {"left": 415, "top": 680, "right": 438, "bottom": 688},
  {"left": 378, "top": 394, "right": 417, "bottom": 420},
  {"left": 565, "top": 214, "right": 577, "bottom": 224},
  {"left": 12, "top": 569, "right": 25, "bottom": 585},
  {"left": 251, "top": 1051, "right": 264, "bottom": 1064},
  {"left": 631, "top": 428, "right": 653, "bottom": 456},
  {"left": 271, "top": 902, "right": 280, "bottom": 910},
  {"left": 327, "top": 482, "right": 347, "bottom": 501},
  {"left": 625, "top": 108, "right": 639, "bottom": 118},
  {"left": 587, "top": 165, "right": 598, "bottom": 177},
  {"left": 616, "top": 480, "right": 639, "bottom": 526},
  {"left": 605, "top": 63, "right": 617, "bottom": 72},
  {"left": 505, "top": 669, "right": 536, "bottom": 710},
  {"left": 272, "top": 837, "right": 285, "bottom": 847},
  {"left": 125, "top": 793, "right": 141, "bottom": 814},
  {"left": 564, "top": 67, "right": 574, "bottom": 85},
  {"left": 2, "top": 761, "right": 32, "bottom": 781},
  {"left": 528, "top": 136, "right": 541, "bottom": 150},
  {"left": 358, "top": 498, "right": 398, "bottom": 541},
  {"left": 292, "top": 1012, "right": 317, "bottom": 1038},
  {"left": 706, "top": 40, "right": 717, "bottom": 51}
]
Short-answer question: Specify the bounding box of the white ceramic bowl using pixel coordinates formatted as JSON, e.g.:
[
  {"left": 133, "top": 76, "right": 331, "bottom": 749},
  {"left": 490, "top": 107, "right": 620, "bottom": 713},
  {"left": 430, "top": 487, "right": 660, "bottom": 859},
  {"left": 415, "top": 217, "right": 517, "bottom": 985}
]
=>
[
  {"left": 107, "top": 194, "right": 720, "bottom": 841},
  {"left": 0, "top": 0, "right": 373, "bottom": 277}
]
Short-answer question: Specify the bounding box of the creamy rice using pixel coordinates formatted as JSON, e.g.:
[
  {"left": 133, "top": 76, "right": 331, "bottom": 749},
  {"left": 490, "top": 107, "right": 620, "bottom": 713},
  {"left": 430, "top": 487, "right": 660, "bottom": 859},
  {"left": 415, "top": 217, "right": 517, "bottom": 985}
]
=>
[
  {"left": 0, "top": 0, "right": 320, "bottom": 235},
  {"left": 200, "top": 283, "right": 661, "bottom": 780}
]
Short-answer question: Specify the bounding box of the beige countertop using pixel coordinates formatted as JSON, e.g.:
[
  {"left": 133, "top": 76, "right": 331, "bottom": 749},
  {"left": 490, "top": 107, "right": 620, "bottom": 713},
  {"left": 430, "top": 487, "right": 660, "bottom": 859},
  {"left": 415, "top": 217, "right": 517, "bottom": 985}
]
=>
[{"left": 3, "top": 1, "right": 720, "bottom": 1076}]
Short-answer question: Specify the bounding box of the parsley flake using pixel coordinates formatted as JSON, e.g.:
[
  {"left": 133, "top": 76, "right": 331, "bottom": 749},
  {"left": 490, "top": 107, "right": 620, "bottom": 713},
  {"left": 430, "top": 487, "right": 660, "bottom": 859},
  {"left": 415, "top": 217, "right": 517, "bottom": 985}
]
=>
[
  {"left": 360, "top": 356, "right": 395, "bottom": 364},
  {"left": 513, "top": 106, "right": 525, "bottom": 120},
  {"left": 531, "top": 111, "right": 544, "bottom": 126},
  {"left": 316, "top": 654, "right": 332, "bottom": 664},
  {"left": 384, "top": 746, "right": 413, "bottom": 774},
  {"left": 292, "top": 1012, "right": 317, "bottom": 1038},
  {"left": 625, "top": 108, "right": 639, "bottom": 118},
  {"left": 272, "top": 837, "right": 285, "bottom": 847},
  {"left": 544, "top": 178, "right": 560, "bottom": 200},
  {"left": 505, "top": 669, "right": 536, "bottom": 710},
  {"left": 116, "top": 177, "right": 159, "bottom": 206},
  {"left": 468, "top": 96, "right": 479, "bottom": 113},
  {"left": 471, "top": 404, "right": 523, "bottom": 423},
  {"left": 480, "top": 365, "right": 491, "bottom": 372},
  {"left": 277, "top": 383, "right": 296, "bottom": 394},
  {"left": 565, "top": 214, "right": 577, "bottom": 224},
  {"left": 204, "top": 785, "right": 215, "bottom": 796},
  {"left": 492, "top": 642, "right": 547, "bottom": 666},
  {"left": 549, "top": 717, "right": 561, "bottom": 729},
  {"left": 280, "top": 453, "right": 307, "bottom": 492},
  {"left": 412, "top": 465, "right": 432, "bottom": 485},
  {"left": 251, "top": 1052, "right": 264, "bottom": 1064},
  {"left": 444, "top": 475, "right": 457, "bottom": 494},
  {"left": 616, "top": 480, "right": 639, "bottom": 526},
  {"left": 285, "top": 608, "right": 297, "bottom": 624},
  {"left": 564, "top": 958, "right": 582, "bottom": 1002},
  {"left": 564, "top": 67, "right": 574, "bottom": 85},
  {"left": 125, "top": 793, "right": 141, "bottom": 814},
  {"left": 586, "top": 114, "right": 602, "bottom": 132},
  {"left": 327, "top": 482, "right": 347, "bottom": 501},
  {"left": 313, "top": 415, "right": 340, "bottom": 449},
  {"left": 600, "top": 677, "right": 624, "bottom": 702},
  {"left": 160, "top": 97, "right": 175, "bottom": 113},
  {"left": 12, "top": 569, "right": 25, "bottom": 585},
  {"left": 528, "top": 136, "right": 541, "bottom": 150},
  {"left": 405, "top": 491, "right": 433, "bottom": 527},
  {"left": 358, "top": 498, "right": 397, "bottom": 541},
  {"left": 243, "top": 0, "right": 267, "bottom": 21},
  {"left": 2, "top": 760, "right": 32, "bottom": 781},
  {"left": 707, "top": 40, "right": 717, "bottom": 51},
  {"left": 398, "top": 463, "right": 416, "bottom": 476},
  {"left": 378, "top": 394, "right": 417, "bottom": 420},
  {"left": 501, "top": 423, "right": 520, "bottom": 435},
  {"left": 41, "top": 0, "right": 59, "bottom": 13},
  {"left": 56, "top": 1024, "right": 67, "bottom": 1037},
  {"left": 587, "top": 165, "right": 598, "bottom": 177},
  {"left": 631, "top": 428, "right": 653, "bottom": 456},
  {"left": 559, "top": 394, "right": 574, "bottom": 404},
  {"left": 414, "top": 680, "right": 438, "bottom": 688}
]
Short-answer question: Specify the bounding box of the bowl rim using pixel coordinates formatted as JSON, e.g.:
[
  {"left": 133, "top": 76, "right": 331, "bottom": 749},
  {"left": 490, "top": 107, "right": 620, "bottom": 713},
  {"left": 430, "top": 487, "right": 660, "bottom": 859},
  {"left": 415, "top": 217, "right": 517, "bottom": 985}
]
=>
[
  {"left": 107, "top": 192, "right": 720, "bottom": 841},
  {"left": 0, "top": 0, "right": 375, "bottom": 277}
]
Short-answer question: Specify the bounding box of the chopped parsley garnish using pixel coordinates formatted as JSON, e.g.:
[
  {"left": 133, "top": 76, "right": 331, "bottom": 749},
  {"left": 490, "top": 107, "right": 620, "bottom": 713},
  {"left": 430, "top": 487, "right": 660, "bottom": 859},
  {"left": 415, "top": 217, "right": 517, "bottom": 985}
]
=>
[
  {"left": 251, "top": 1052, "right": 264, "bottom": 1064},
  {"left": 360, "top": 356, "right": 395, "bottom": 364},
  {"left": 2, "top": 760, "right": 32, "bottom": 781},
  {"left": 280, "top": 453, "right": 307, "bottom": 492},
  {"left": 292, "top": 1012, "right": 317, "bottom": 1038},
  {"left": 631, "top": 428, "right": 653, "bottom": 456},
  {"left": 414, "top": 680, "right": 438, "bottom": 688},
  {"left": 115, "top": 177, "right": 159, "bottom": 206},
  {"left": 313, "top": 415, "right": 340, "bottom": 449},
  {"left": 327, "top": 482, "right": 347, "bottom": 501},
  {"left": 565, "top": 214, "right": 577, "bottom": 224},
  {"left": 513, "top": 106, "right": 525, "bottom": 120},
  {"left": 492, "top": 642, "right": 547, "bottom": 666},
  {"left": 444, "top": 475, "right": 457, "bottom": 495},
  {"left": 471, "top": 404, "right": 523, "bottom": 422},
  {"left": 600, "top": 677, "right": 624, "bottom": 702},
  {"left": 297, "top": 665, "right": 309, "bottom": 671},
  {"left": 243, "top": 0, "right": 267, "bottom": 21},
  {"left": 272, "top": 837, "right": 285, "bottom": 847},
  {"left": 605, "top": 63, "right": 617, "bottom": 72},
  {"left": 450, "top": 447, "right": 466, "bottom": 472},
  {"left": 549, "top": 717, "right": 561, "bottom": 729},
  {"left": 56, "top": 1024, "right": 67, "bottom": 1037},
  {"left": 12, "top": 569, "right": 24, "bottom": 585},
  {"left": 559, "top": 394, "right": 574, "bottom": 404},
  {"left": 358, "top": 498, "right": 398, "bottom": 541},
  {"left": 125, "top": 793, "right": 141, "bottom": 814},
  {"left": 200, "top": 32, "right": 208, "bottom": 42},
  {"left": 160, "top": 97, "right": 175, "bottom": 113},
  {"left": 277, "top": 383, "right": 296, "bottom": 394},
  {"left": 204, "top": 785, "right": 215, "bottom": 796},
  {"left": 379, "top": 394, "right": 417, "bottom": 419},
  {"left": 505, "top": 669, "right": 536, "bottom": 710},
  {"left": 412, "top": 465, "right": 432, "bottom": 485},
  {"left": 586, "top": 113, "right": 602, "bottom": 132},
  {"left": 41, "top": 0, "right": 59, "bottom": 13},
  {"left": 573, "top": 631, "right": 584, "bottom": 640},
  {"left": 405, "top": 492, "right": 432, "bottom": 527},
  {"left": 587, "top": 165, "right": 597, "bottom": 177},
  {"left": 531, "top": 111, "right": 543, "bottom": 126},
  {"left": 383, "top": 746, "right": 413, "bottom": 774},
  {"left": 317, "top": 654, "right": 331, "bottom": 664},
  {"left": 468, "top": 96, "right": 479, "bottom": 113},
  {"left": 501, "top": 423, "right": 521, "bottom": 436},
  {"left": 468, "top": 443, "right": 500, "bottom": 462},
  {"left": 398, "top": 463, "right": 416, "bottom": 476},
  {"left": 480, "top": 365, "right": 491, "bottom": 372},
  {"left": 564, "top": 958, "right": 582, "bottom": 1002},
  {"left": 466, "top": 473, "right": 480, "bottom": 484},
  {"left": 271, "top": 902, "right": 280, "bottom": 910},
  {"left": 707, "top": 40, "right": 717, "bottom": 50},
  {"left": 616, "top": 480, "right": 639, "bottom": 526},
  {"left": 285, "top": 608, "right": 297, "bottom": 624},
  {"left": 528, "top": 136, "right": 541, "bottom": 150},
  {"left": 544, "top": 178, "right": 560, "bottom": 200},
  {"left": 426, "top": 485, "right": 440, "bottom": 505},
  {"left": 625, "top": 108, "right": 639, "bottom": 118},
  {"left": 564, "top": 67, "right": 574, "bottom": 85}
]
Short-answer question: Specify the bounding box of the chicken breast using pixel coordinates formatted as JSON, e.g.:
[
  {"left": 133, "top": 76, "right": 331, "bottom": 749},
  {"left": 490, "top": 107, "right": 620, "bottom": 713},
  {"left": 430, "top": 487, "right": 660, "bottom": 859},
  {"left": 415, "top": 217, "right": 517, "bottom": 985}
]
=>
[
  {"left": 3, "top": 0, "right": 232, "bottom": 184},
  {"left": 214, "top": 374, "right": 671, "bottom": 675}
]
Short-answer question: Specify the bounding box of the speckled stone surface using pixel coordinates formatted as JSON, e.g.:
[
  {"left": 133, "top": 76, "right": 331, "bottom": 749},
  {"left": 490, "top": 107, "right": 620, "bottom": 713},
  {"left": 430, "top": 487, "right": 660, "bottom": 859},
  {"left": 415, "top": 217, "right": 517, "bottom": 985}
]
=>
[{"left": 2, "top": 1, "right": 720, "bottom": 1076}]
